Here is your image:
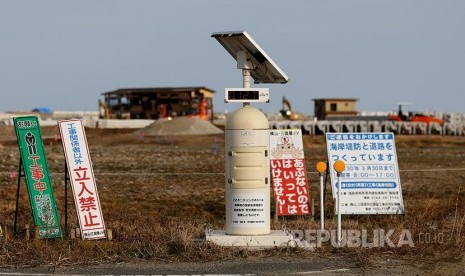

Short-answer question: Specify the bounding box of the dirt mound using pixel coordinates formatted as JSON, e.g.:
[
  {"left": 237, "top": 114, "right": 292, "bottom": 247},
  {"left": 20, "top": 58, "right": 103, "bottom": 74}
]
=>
[{"left": 135, "top": 117, "right": 223, "bottom": 136}]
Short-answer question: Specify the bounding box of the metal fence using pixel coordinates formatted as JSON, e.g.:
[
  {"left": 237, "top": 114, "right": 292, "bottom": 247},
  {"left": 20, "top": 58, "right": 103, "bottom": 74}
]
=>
[{"left": 270, "top": 120, "right": 465, "bottom": 136}]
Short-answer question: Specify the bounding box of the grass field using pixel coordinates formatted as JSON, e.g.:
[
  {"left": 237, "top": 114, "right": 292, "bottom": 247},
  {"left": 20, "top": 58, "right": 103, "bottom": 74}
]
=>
[{"left": 0, "top": 128, "right": 464, "bottom": 273}]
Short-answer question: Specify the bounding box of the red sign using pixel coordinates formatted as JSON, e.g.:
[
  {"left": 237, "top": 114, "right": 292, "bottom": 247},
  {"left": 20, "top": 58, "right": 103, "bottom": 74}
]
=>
[{"left": 270, "top": 129, "right": 310, "bottom": 216}]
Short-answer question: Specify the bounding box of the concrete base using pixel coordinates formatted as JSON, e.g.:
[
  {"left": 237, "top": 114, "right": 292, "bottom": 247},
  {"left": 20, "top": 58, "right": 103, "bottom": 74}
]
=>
[{"left": 205, "top": 230, "right": 292, "bottom": 249}]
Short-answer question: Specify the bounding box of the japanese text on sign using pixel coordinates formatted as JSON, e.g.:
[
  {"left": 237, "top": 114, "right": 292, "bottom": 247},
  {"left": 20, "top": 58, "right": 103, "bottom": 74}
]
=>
[
  {"left": 14, "top": 116, "right": 62, "bottom": 238},
  {"left": 59, "top": 119, "right": 106, "bottom": 240},
  {"left": 231, "top": 194, "right": 266, "bottom": 227},
  {"left": 270, "top": 129, "right": 310, "bottom": 216},
  {"left": 326, "top": 133, "right": 404, "bottom": 215}
]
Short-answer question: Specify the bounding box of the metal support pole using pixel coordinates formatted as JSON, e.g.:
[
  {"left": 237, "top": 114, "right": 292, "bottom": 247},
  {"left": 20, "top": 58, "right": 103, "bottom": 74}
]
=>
[
  {"left": 242, "top": 68, "right": 251, "bottom": 107},
  {"left": 337, "top": 172, "right": 342, "bottom": 247},
  {"left": 320, "top": 173, "right": 325, "bottom": 231},
  {"left": 316, "top": 161, "right": 328, "bottom": 232},
  {"left": 324, "top": 168, "right": 329, "bottom": 212},
  {"left": 332, "top": 160, "right": 345, "bottom": 247},
  {"left": 14, "top": 159, "right": 23, "bottom": 234},
  {"left": 64, "top": 161, "right": 69, "bottom": 236}
]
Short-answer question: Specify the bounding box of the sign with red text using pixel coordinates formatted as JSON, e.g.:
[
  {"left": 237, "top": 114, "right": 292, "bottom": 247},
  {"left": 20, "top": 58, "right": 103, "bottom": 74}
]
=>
[
  {"left": 59, "top": 119, "right": 106, "bottom": 239},
  {"left": 270, "top": 129, "right": 310, "bottom": 216}
]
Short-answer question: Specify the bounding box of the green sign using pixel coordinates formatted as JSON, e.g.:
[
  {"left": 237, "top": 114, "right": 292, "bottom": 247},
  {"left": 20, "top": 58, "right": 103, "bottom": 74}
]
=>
[{"left": 14, "top": 116, "right": 62, "bottom": 238}]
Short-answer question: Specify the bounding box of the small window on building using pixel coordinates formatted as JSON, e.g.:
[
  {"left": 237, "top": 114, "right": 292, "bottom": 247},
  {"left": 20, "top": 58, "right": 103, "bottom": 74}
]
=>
[{"left": 330, "top": 103, "right": 337, "bottom": 111}]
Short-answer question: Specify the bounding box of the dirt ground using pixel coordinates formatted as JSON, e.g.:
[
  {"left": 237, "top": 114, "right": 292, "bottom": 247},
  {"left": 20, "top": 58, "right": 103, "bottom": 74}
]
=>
[{"left": 0, "top": 126, "right": 464, "bottom": 275}]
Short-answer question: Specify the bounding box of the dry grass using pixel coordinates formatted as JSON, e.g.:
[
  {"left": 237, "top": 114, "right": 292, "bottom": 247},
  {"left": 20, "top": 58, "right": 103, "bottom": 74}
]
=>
[{"left": 0, "top": 128, "right": 464, "bottom": 269}]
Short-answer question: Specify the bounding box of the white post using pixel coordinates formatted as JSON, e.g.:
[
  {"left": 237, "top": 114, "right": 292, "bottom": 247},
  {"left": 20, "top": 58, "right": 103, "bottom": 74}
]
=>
[
  {"left": 242, "top": 69, "right": 251, "bottom": 107},
  {"left": 337, "top": 172, "right": 342, "bottom": 247},
  {"left": 320, "top": 173, "right": 324, "bottom": 231},
  {"left": 316, "top": 162, "right": 327, "bottom": 232},
  {"left": 333, "top": 160, "right": 345, "bottom": 247}
]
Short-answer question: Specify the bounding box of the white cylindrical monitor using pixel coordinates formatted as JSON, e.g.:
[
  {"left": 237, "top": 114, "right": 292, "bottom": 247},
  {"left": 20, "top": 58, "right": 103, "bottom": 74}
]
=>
[{"left": 225, "top": 105, "right": 270, "bottom": 235}]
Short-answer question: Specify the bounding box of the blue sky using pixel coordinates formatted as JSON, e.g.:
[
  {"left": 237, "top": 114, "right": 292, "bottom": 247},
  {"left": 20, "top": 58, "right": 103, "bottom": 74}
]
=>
[{"left": 1, "top": 0, "right": 464, "bottom": 115}]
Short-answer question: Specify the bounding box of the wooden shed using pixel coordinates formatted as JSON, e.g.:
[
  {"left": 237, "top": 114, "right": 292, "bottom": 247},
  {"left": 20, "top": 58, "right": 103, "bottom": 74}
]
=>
[{"left": 312, "top": 98, "right": 358, "bottom": 120}]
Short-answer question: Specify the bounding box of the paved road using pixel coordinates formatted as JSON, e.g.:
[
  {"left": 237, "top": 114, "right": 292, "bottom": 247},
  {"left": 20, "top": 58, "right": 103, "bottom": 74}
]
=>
[
  {"left": 0, "top": 257, "right": 355, "bottom": 275},
  {"left": 0, "top": 256, "right": 435, "bottom": 276}
]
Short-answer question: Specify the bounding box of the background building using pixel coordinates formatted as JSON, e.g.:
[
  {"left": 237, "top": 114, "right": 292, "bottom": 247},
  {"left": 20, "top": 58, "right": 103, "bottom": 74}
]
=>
[
  {"left": 312, "top": 98, "right": 358, "bottom": 120},
  {"left": 100, "top": 87, "right": 214, "bottom": 121}
]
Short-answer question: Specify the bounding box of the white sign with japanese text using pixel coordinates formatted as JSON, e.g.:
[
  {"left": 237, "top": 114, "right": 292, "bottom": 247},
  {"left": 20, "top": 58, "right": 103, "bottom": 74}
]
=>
[
  {"left": 326, "top": 133, "right": 404, "bottom": 215},
  {"left": 231, "top": 192, "right": 267, "bottom": 228},
  {"left": 59, "top": 119, "right": 106, "bottom": 239}
]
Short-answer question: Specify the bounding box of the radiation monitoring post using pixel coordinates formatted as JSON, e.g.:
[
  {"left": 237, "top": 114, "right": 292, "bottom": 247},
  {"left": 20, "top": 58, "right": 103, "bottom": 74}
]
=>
[
  {"left": 206, "top": 30, "right": 295, "bottom": 249},
  {"left": 207, "top": 31, "right": 407, "bottom": 250}
]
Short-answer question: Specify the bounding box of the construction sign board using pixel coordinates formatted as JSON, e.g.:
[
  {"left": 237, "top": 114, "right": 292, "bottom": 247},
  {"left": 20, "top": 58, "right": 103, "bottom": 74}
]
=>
[
  {"left": 58, "top": 119, "right": 106, "bottom": 240},
  {"left": 14, "top": 116, "right": 62, "bottom": 238},
  {"left": 326, "top": 133, "right": 404, "bottom": 215},
  {"left": 270, "top": 129, "right": 310, "bottom": 216}
]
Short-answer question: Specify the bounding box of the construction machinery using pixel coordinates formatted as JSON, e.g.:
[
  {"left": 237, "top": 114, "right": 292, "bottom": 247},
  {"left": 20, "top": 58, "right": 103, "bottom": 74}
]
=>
[
  {"left": 98, "top": 99, "right": 110, "bottom": 119},
  {"left": 388, "top": 102, "right": 444, "bottom": 125},
  {"left": 280, "top": 96, "right": 303, "bottom": 120}
]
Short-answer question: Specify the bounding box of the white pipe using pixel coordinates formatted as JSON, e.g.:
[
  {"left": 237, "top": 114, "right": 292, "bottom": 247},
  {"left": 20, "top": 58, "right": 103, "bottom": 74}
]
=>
[
  {"left": 242, "top": 69, "right": 251, "bottom": 107},
  {"left": 320, "top": 173, "right": 324, "bottom": 231},
  {"left": 337, "top": 172, "right": 342, "bottom": 246}
]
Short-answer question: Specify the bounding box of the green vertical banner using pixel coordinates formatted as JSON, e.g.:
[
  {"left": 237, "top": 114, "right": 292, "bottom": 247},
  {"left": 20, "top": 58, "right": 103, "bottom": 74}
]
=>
[{"left": 14, "top": 116, "right": 62, "bottom": 238}]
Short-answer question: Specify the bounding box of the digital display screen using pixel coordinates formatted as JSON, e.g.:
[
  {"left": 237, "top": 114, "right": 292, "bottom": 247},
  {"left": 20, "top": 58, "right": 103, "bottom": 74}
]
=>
[
  {"left": 224, "top": 88, "right": 269, "bottom": 103},
  {"left": 228, "top": 90, "right": 259, "bottom": 100}
]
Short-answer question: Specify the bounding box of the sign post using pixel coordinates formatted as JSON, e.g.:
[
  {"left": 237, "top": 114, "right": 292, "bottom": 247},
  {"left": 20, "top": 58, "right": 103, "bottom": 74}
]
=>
[
  {"left": 333, "top": 160, "right": 346, "bottom": 247},
  {"left": 64, "top": 162, "right": 70, "bottom": 235},
  {"left": 316, "top": 161, "right": 327, "bottom": 231},
  {"left": 14, "top": 116, "right": 62, "bottom": 239},
  {"left": 13, "top": 159, "right": 24, "bottom": 234}
]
